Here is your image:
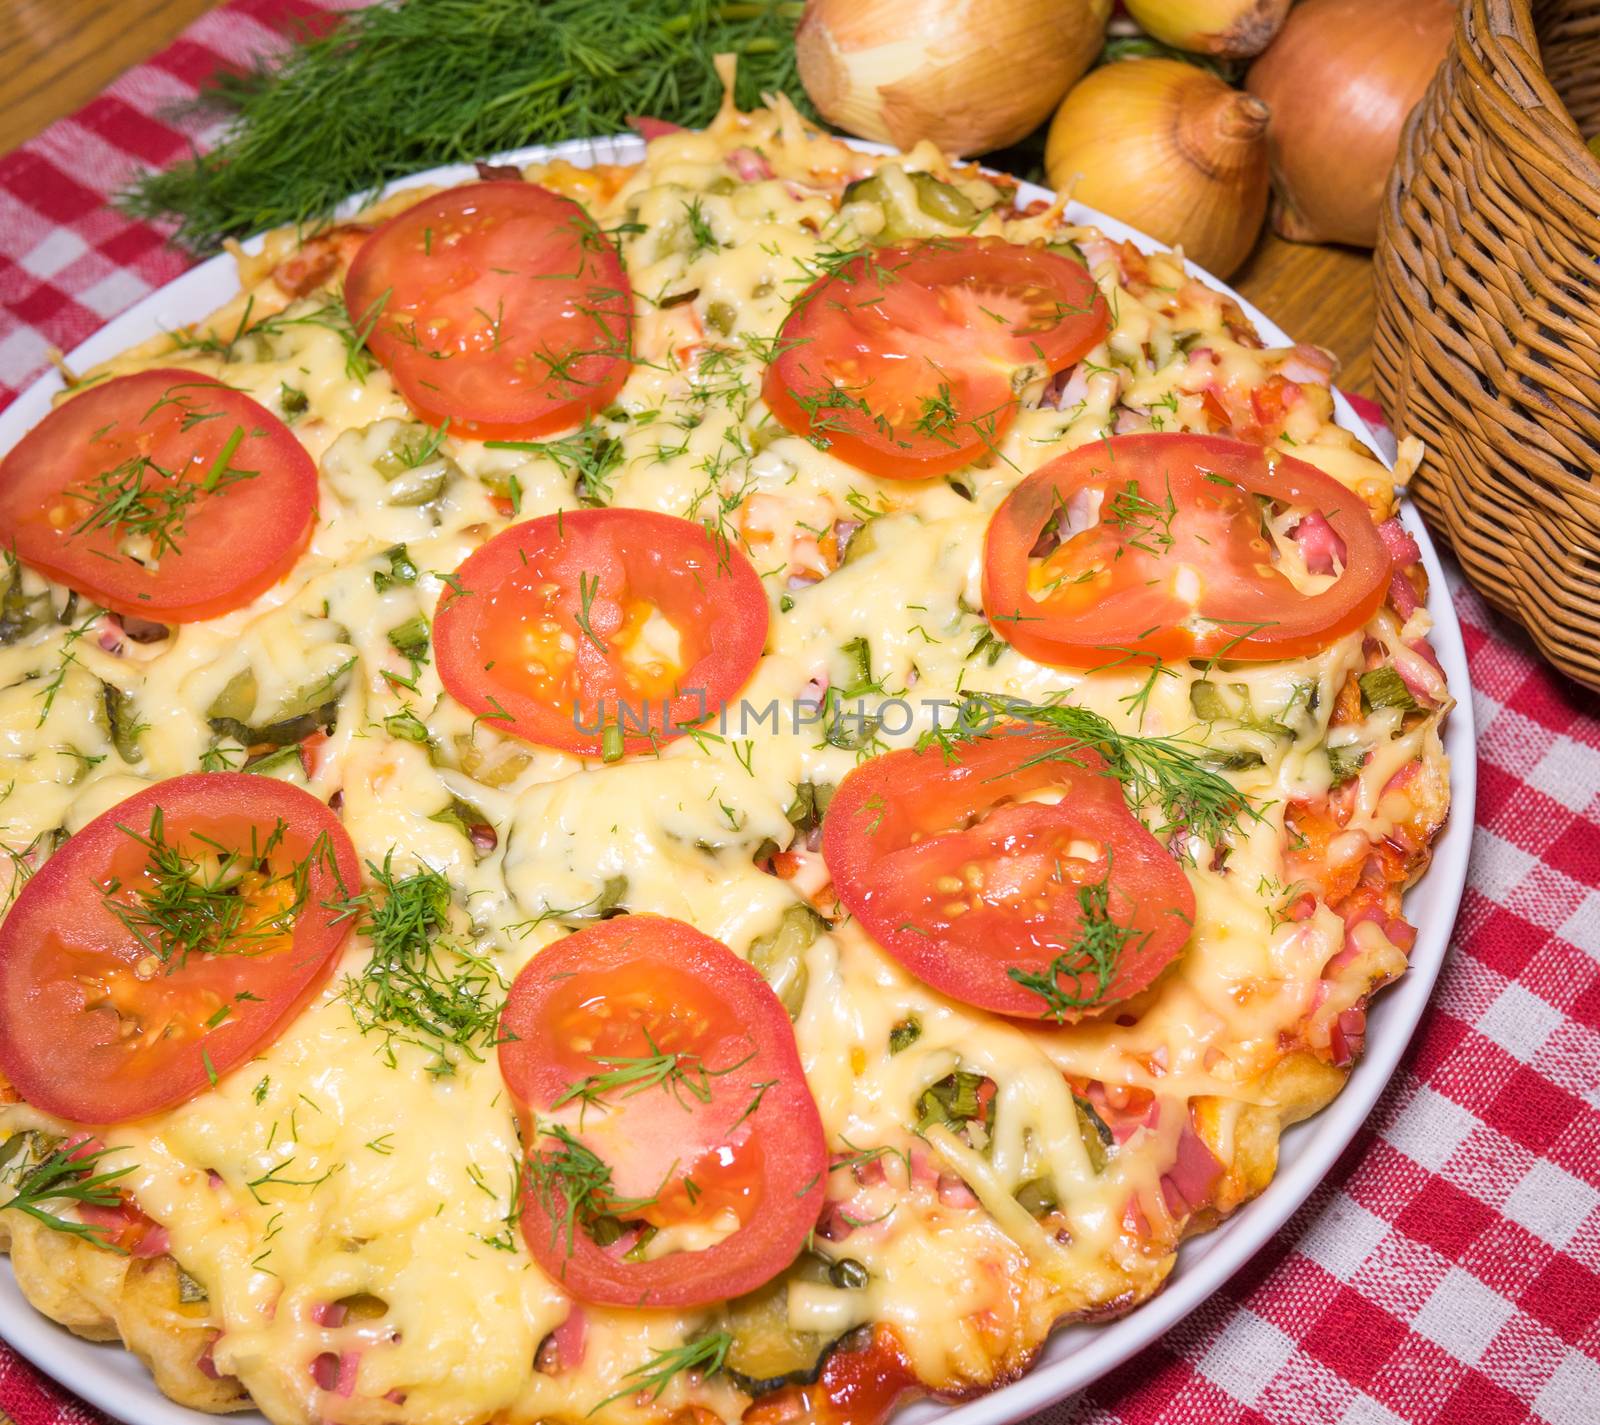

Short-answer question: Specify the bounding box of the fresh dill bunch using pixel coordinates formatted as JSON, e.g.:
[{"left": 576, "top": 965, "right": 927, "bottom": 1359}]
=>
[
  {"left": 338, "top": 854, "right": 508, "bottom": 1075},
  {"left": 0, "top": 1139, "right": 137, "bottom": 1252},
  {"left": 122, "top": 0, "right": 813, "bottom": 251},
  {"left": 923, "top": 694, "right": 1256, "bottom": 845}
]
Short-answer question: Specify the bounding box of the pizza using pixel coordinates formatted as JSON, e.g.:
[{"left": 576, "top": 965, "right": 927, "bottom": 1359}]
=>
[{"left": 0, "top": 87, "right": 1452, "bottom": 1425}]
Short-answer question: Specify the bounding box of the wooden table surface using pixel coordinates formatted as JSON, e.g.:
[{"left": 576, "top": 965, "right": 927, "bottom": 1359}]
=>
[{"left": 0, "top": 0, "right": 1378, "bottom": 396}]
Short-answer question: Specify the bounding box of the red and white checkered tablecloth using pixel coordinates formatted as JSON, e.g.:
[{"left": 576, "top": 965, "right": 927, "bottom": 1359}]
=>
[{"left": 1, "top": 4, "right": 1597, "bottom": 1424}]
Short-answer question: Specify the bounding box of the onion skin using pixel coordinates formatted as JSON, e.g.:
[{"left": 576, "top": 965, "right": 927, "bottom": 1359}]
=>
[
  {"left": 1246, "top": 0, "right": 1455, "bottom": 247},
  {"left": 1123, "top": 0, "right": 1291, "bottom": 59},
  {"left": 795, "top": 0, "right": 1111, "bottom": 156},
  {"left": 1045, "top": 58, "right": 1269, "bottom": 279}
]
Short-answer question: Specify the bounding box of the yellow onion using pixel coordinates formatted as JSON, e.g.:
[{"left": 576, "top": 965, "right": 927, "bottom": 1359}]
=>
[
  {"left": 795, "top": 0, "right": 1111, "bottom": 156},
  {"left": 1123, "top": 0, "right": 1290, "bottom": 59},
  {"left": 1045, "top": 58, "right": 1269, "bottom": 279},
  {"left": 1246, "top": 0, "right": 1455, "bottom": 247}
]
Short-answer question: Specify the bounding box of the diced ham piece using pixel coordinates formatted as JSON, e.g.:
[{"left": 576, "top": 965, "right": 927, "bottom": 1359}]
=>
[
  {"left": 1388, "top": 570, "right": 1421, "bottom": 619},
  {"left": 1280, "top": 343, "right": 1336, "bottom": 386},
  {"left": 1293, "top": 510, "right": 1347, "bottom": 575},
  {"left": 129, "top": 1225, "right": 170, "bottom": 1257},
  {"left": 814, "top": 1198, "right": 856, "bottom": 1242},
  {"left": 937, "top": 1173, "right": 979, "bottom": 1209},
  {"left": 272, "top": 225, "right": 370, "bottom": 299},
  {"left": 1392, "top": 638, "right": 1447, "bottom": 705},
  {"left": 1376, "top": 517, "right": 1421, "bottom": 568},
  {"left": 551, "top": 1305, "right": 587, "bottom": 1372},
  {"left": 311, "top": 1351, "right": 360, "bottom": 1396},
  {"left": 1377, "top": 517, "right": 1425, "bottom": 617},
  {"left": 727, "top": 146, "right": 774, "bottom": 181},
  {"left": 1330, "top": 1007, "right": 1367, "bottom": 1067},
  {"left": 1158, "top": 1122, "right": 1225, "bottom": 1218}
]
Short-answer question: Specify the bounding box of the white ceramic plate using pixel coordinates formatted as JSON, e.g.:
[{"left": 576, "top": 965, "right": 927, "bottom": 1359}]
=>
[{"left": 0, "top": 135, "right": 1476, "bottom": 1425}]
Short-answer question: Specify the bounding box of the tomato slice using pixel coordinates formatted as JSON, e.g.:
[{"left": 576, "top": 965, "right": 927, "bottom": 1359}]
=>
[
  {"left": 0, "top": 370, "right": 317, "bottom": 623},
  {"left": 344, "top": 182, "right": 632, "bottom": 441},
  {"left": 0, "top": 774, "right": 358, "bottom": 1124},
  {"left": 433, "top": 509, "right": 768, "bottom": 757},
  {"left": 499, "top": 914, "right": 826, "bottom": 1307},
  {"left": 762, "top": 238, "right": 1108, "bottom": 480},
  {"left": 982, "top": 433, "right": 1391, "bottom": 667},
  {"left": 821, "top": 732, "right": 1195, "bottom": 1020}
]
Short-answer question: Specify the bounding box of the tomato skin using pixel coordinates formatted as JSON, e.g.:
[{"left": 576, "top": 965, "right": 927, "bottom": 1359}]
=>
[
  {"left": 344, "top": 182, "right": 632, "bottom": 440},
  {"left": 822, "top": 732, "right": 1195, "bottom": 1020},
  {"left": 982, "top": 433, "right": 1391, "bottom": 667},
  {"left": 499, "top": 914, "right": 827, "bottom": 1308},
  {"left": 743, "top": 1325, "right": 919, "bottom": 1425},
  {"left": 0, "top": 371, "right": 317, "bottom": 623},
  {"left": 433, "top": 509, "right": 768, "bottom": 757},
  {"left": 0, "top": 774, "right": 358, "bottom": 1124},
  {"left": 762, "top": 238, "right": 1108, "bottom": 480}
]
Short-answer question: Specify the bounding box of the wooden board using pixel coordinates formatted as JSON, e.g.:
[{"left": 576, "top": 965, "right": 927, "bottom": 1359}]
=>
[
  {"left": 0, "top": 0, "right": 221, "bottom": 155},
  {"left": 0, "top": 0, "right": 1378, "bottom": 396}
]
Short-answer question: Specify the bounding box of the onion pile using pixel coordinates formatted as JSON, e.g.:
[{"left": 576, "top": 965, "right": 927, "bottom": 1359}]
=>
[
  {"left": 792, "top": 0, "right": 1457, "bottom": 268},
  {"left": 1246, "top": 0, "right": 1456, "bottom": 246},
  {"left": 794, "top": 0, "right": 1111, "bottom": 156},
  {"left": 1045, "top": 59, "right": 1270, "bottom": 279},
  {"left": 1123, "top": 0, "right": 1290, "bottom": 60}
]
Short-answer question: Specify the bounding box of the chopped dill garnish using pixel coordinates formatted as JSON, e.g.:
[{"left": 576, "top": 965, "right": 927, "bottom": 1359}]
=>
[
  {"left": 34, "top": 611, "right": 100, "bottom": 729},
  {"left": 1103, "top": 478, "right": 1178, "bottom": 556},
  {"left": 573, "top": 571, "right": 608, "bottom": 654},
  {"left": 336, "top": 854, "right": 507, "bottom": 1074},
  {"left": 527, "top": 1123, "right": 623, "bottom": 1256},
  {"left": 590, "top": 1332, "right": 734, "bottom": 1414},
  {"left": 683, "top": 196, "right": 719, "bottom": 256},
  {"left": 921, "top": 695, "right": 1255, "bottom": 844},
  {"left": 552, "top": 1033, "right": 754, "bottom": 1124},
  {"left": 101, "top": 809, "right": 329, "bottom": 969},
  {"left": 1005, "top": 867, "right": 1147, "bottom": 1020},
  {"left": 121, "top": 0, "right": 814, "bottom": 251},
  {"left": 486, "top": 421, "right": 624, "bottom": 508},
  {"left": 0, "top": 1140, "right": 137, "bottom": 1252},
  {"left": 65, "top": 426, "right": 257, "bottom": 561}
]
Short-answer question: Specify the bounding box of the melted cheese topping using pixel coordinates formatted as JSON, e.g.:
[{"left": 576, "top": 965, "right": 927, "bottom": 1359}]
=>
[{"left": 0, "top": 96, "right": 1450, "bottom": 1425}]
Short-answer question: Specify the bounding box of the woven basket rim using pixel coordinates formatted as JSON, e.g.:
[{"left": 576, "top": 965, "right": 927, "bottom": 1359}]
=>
[{"left": 1466, "top": 0, "right": 1600, "bottom": 197}]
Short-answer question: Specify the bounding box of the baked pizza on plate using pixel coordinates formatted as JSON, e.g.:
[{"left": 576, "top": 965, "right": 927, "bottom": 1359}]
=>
[{"left": 0, "top": 84, "right": 1467, "bottom": 1425}]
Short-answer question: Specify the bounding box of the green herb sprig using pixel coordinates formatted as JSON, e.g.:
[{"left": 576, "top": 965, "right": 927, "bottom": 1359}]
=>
[
  {"left": 101, "top": 809, "right": 328, "bottom": 968},
  {"left": 590, "top": 1332, "right": 733, "bottom": 1414},
  {"left": 123, "top": 0, "right": 811, "bottom": 251},
  {"left": 922, "top": 695, "right": 1256, "bottom": 844},
  {"left": 1006, "top": 868, "right": 1147, "bottom": 1020},
  {"left": 0, "top": 1141, "right": 137, "bottom": 1252}
]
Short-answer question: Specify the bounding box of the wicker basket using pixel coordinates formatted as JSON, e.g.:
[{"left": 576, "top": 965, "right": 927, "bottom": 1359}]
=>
[{"left": 1373, "top": 0, "right": 1600, "bottom": 690}]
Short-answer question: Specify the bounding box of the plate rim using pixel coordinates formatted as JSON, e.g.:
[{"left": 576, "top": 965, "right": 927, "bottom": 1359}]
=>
[{"left": 0, "top": 132, "right": 1477, "bottom": 1425}]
